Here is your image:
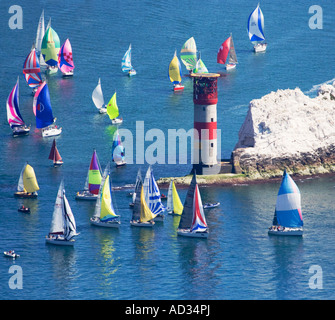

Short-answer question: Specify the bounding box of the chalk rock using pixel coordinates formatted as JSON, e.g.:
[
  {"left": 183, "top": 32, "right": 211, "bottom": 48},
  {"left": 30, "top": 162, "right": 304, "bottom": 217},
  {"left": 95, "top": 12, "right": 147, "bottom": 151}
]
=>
[{"left": 232, "top": 82, "right": 335, "bottom": 178}]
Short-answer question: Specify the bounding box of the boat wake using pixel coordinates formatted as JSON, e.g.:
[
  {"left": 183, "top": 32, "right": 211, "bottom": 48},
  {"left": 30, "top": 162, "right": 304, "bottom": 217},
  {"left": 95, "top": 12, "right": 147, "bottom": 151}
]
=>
[{"left": 304, "top": 78, "right": 335, "bottom": 96}]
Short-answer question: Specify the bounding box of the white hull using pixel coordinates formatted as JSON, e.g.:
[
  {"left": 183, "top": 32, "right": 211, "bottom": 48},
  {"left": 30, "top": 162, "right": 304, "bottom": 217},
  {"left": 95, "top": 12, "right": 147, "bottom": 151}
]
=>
[
  {"left": 45, "top": 237, "right": 75, "bottom": 246},
  {"left": 90, "top": 218, "right": 120, "bottom": 228},
  {"left": 128, "top": 70, "right": 136, "bottom": 76},
  {"left": 4, "top": 251, "right": 20, "bottom": 259},
  {"left": 42, "top": 126, "right": 62, "bottom": 137},
  {"left": 53, "top": 161, "right": 63, "bottom": 167},
  {"left": 115, "top": 161, "right": 126, "bottom": 167},
  {"left": 177, "top": 229, "right": 209, "bottom": 238},
  {"left": 254, "top": 43, "right": 267, "bottom": 53},
  {"left": 130, "top": 220, "right": 155, "bottom": 227},
  {"left": 75, "top": 191, "right": 98, "bottom": 201},
  {"left": 173, "top": 84, "right": 184, "bottom": 91},
  {"left": 111, "top": 118, "right": 123, "bottom": 125},
  {"left": 226, "top": 63, "right": 236, "bottom": 70},
  {"left": 268, "top": 228, "right": 303, "bottom": 236},
  {"left": 62, "top": 71, "right": 74, "bottom": 77},
  {"left": 99, "top": 107, "right": 107, "bottom": 114}
]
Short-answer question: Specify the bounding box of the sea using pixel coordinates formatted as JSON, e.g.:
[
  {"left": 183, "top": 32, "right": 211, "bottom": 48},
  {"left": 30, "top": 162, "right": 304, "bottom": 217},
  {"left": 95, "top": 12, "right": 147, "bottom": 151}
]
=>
[{"left": 0, "top": 0, "right": 335, "bottom": 302}]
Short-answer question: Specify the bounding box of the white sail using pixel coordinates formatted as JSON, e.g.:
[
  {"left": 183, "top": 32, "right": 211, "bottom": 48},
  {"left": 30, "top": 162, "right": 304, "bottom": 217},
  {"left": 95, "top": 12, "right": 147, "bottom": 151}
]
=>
[
  {"left": 92, "top": 78, "right": 105, "bottom": 110},
  {"left": 166, "top": 180, "right": 173, "bottom": 212},
  {"left": 17, "top": 163, "right": 27, "bottom": 192},
  {"left": 63, "top": 192, "right": 77, "bottom": 240},
  {"left": 49, "top": 180, "right": 65, "bottom": 235},
  {"left": 35, "top": 10, "right": 45, "bottom": 55},
  {"left": 228, "top": 35, "right": 238, "bottom": 64}
]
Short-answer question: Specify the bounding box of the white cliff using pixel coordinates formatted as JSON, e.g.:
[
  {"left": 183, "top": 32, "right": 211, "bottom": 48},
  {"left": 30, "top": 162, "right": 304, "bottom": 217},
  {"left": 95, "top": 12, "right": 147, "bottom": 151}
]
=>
[{"left": 233, "top": 81, "right": 335, "bottom": 178}]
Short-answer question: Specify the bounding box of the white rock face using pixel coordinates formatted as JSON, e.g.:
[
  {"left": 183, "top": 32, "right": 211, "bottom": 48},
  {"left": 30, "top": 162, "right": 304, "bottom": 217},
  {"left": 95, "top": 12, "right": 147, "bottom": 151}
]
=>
[{"left": 233, "top": 82, "right": 335, "bottom": 177}]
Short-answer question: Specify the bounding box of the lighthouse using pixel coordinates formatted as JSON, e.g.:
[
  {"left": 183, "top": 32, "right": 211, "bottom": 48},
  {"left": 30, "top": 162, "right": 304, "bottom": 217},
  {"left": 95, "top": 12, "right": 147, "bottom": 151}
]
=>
[{"left": 191, "top": 73, "right": 220, "bottom": 175}]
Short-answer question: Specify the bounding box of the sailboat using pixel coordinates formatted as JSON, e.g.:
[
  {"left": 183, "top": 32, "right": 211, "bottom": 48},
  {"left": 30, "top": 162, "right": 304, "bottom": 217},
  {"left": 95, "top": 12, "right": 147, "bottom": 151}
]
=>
[
  {"left": 247, "top": 4, "right": 267, "bottom": 53},
  {"left": 41, "top": 24, "right": 60, "bottom": 74},
  {"left": 169, "top": 50, "right": 184, "bottom": 91},
  {"left": 35, "top": 10, "right": 46, "bottom": 67},
  {"left": 180, "top": 37, "right": 197, "bottom": 74},
  {"left": 46, "top": 180, "right": 78, "bottom": 246},
  {"left": 112, "top": 130, "right": 126, "bottom": 167},
  {"left": 58, "top": 38, "right": 75, "bottom": 76},
  {"left": 14, "top": 162, "right": 40, "bottom": 198},
  {"left": 268, "top": 170, "right": 303, "bottom": 236},
  {"left": 177, "top": 172, "right": 209, "bottom": 238},
  {"left": 143, "top": 166, "right": 165, "bottom": 221},
  {"left": 130, "top": 182, "right": 156, "bottom": 227},
  {"left": 6, "top": 77, "right": 30, "bottom": 137},
  {"left": 107, "top": 92, "right": 123, "bottom": 124},
  {"left": 33, "top": 81, "right": 62, "bottom": 137},
  {"left": 129, "top": 168, "right": 142, "bottom": 207},
  {"left": 90, "top": 164, "right": 120, "bottom": 228},
  {"left": 92, "top": 78, "right": 107, "bottom": 113},
  {"left": 217, "top": 33, "right": 238, "bottom": 70},
  {"left": 193, "top": 58, "right": 209, "bottom": 74},
  {"left": 23, "top": 47, "right": 43, "bottom": 94},
  {"left": 75, "top": 149, "right": 102, "bottom": 200},
  {"left": 166, "top": 180, "right": 183, "bottom": 215},
  {"left": 121, "top": 44, "right": 136, "bottom": 76},
  {"left": 48, "top": 139, "right": 63, "bottom": 166}
]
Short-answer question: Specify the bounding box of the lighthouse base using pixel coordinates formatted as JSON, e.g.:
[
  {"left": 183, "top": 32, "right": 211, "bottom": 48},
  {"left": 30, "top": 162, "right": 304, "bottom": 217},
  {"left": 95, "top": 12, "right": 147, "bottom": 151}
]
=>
[{"left": 192, "top": 163, "right": 221, "bottom": 175}]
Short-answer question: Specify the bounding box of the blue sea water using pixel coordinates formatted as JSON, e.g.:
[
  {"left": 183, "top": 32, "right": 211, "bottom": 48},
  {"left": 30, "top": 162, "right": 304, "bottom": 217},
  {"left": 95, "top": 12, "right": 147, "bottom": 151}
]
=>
[{"left": 0, "top": 0, "right": 335, "bottom": 300}]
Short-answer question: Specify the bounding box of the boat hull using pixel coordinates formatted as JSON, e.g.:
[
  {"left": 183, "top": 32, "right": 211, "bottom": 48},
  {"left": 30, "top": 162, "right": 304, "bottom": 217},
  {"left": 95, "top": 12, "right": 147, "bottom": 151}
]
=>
[
  {"left": 128, "top": 70, "right": 136, "bottom": 77},
  {"left": 46, "top": 66, "right": 58, "bottom": 74},
  {"left": 254, "top": 43, "right": 267, "bottom": 53},
  {"left": 177, "top": 229, "right": 209, "bottom": 238},
  {"left": 4, "top": 251, "right": 20, "bottom": 259},
  {"left": 14, "top": 192, "right": 37, "bottom": 199},
  {"left": 90, "top": 218, "right": 120, "bottom": 228},
  {"left": 173, "top": 84, "right": 184, "bottom": 91},
  {"left": 99, "top": 107, "right": 107, "bottom": 114},
  {"left": 226, "top": 63, "right": 236, "bottom": 70},
  {"left": 203, "top": 202, "right": 220, "bottom": 209},
  {"left": 75, "top": 191, "right": 98, "bottom": 201},
  {"left": 268, "top": 229, "right": 303, "bottom": 236},
  {"left": 12, "top": 126, "right": 30, "bottom": 137},
  {"left": 111, "top": 118, "right": 123, "bottom": 125},
  {"left": 45, "top": 237, "right": 75, "bottom": 246},
  {"left": 115, "top": 161, "right": 126, "bottom": 167},
  {"left": 42, "top": 126, "right": 62, "bottom": 137},
  {"left": 62, "top": 71, "right": 74, "bottom": 77},
  {"left": 130, "top": 220, "right": 155, "bottom": 227}
]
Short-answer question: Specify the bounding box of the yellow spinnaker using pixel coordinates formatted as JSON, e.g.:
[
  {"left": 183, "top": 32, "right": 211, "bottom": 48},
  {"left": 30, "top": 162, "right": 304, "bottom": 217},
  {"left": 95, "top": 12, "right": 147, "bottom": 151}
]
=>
[
  {"left": 140, "top": 186, "right": 155, "bottom": 223},
  {"left": 23, "top": 164, "right": 40, "bottom": 193},
  {"left": 100, "top": 175, "right": 118, "bottom": 220},
  {"left": 172, "top": 181, "right": 183, "bottom": 215},
  {"left": 169, "top": 55, "right": 182, "bottom": 83}
]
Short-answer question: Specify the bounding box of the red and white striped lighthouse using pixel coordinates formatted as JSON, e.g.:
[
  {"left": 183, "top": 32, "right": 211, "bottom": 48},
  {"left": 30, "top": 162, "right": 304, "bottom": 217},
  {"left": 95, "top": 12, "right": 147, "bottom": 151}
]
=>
[{"left": 191, "top": 73, "right": 220, "bottom": 175}]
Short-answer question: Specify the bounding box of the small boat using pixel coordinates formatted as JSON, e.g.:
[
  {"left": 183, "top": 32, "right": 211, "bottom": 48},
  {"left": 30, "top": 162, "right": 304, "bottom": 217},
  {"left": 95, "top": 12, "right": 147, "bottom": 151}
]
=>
[
  {"left": 143, "top": 166, "right": 165, "bottom": 221},
  {"left": 169, "top": 51, "right": 184, "bottom": 91},
  {"left": 14, "top": 162, "right": 40, "bottom": 198},
  {"left": 180, "top": 37, "right": 197, "bottom": 73},
  {"left": 41, "top": 24, "right": 61, "bottom": 73},
  {"left": 107, "top": 92, "right": 123, "bottom": 124},
  {"left": 18, "top": 205, "right": 30, "bottom": 213},
  {"left": 4, "top": 251, "right": 20, "bottom": 259},
  {"left": 22, "top": 47, "right": 43, "bottom": 93},
  {"left": 203, "top": 202, "right": 220, "bottom": 209},
  {"left": 48, "top": 139, "right": 63, "bottom": 166},
  {"left": 166, "top": 180, "right": 183, "bottom": 215},
  {"left": 121, "top": 44, "right": 136, "bottom": 76},
  {"left": 33, "top": 81, "right": 62, "bottom": 137},
  {"left": 248, "top": 4, "right": 267, "bottom": 53},
  {"left": 177, "top": 172, "right": 209, "bottom": 238},
  {"left": 46, "top": 180, "right": 79, "bottom": 245},
  {"left": 217, "top": 33, "right": 238, "bottom": 70},
  {"left": 6, "top": 77, "right": 31, "bottom": 137},
  {"left": 130, "top": 184, "right": 156, "bottom": 227},
  {"left": 92, "top": 78, "right": 107, "bottom": 113},
  {"left": 76, "top": 149, "right": 102, "bottom": 200},
  {"left": 58, "top": 38, "right": 75, "bottom": 76},
  {"left": 90, "top": 164, "right": 120, "bottom": 228},
  {"left": 268, "top": 170, "right": 303, "bottom": 236},
  {"left": 112, "top": 130, "right": 126, "bottom": 167}
]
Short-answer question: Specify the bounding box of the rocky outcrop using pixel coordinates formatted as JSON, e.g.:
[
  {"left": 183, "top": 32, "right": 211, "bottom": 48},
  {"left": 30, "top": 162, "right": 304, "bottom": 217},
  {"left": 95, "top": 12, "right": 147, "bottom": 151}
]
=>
[{"left": 232, "top": 82, "right": 335, "bottom": 178}]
